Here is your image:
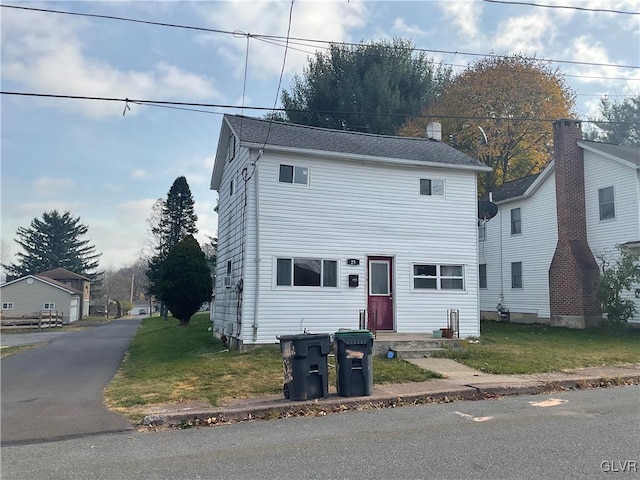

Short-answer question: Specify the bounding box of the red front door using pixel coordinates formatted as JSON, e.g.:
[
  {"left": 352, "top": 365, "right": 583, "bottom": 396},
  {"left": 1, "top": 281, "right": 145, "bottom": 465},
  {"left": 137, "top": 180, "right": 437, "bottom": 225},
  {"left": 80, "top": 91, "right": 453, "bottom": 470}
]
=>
[{"left": 367, "top": 257, "right": 394, "bottom": 331}]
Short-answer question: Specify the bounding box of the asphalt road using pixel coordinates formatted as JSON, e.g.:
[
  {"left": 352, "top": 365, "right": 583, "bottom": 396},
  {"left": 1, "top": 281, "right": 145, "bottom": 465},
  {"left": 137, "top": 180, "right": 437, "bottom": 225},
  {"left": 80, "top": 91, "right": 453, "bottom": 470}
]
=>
[
  {"left": 1, "top": 318, "right": 142, "bottom": 445},
  {"left": 2, "top": 385, "right": 638, "bottom": 480}
]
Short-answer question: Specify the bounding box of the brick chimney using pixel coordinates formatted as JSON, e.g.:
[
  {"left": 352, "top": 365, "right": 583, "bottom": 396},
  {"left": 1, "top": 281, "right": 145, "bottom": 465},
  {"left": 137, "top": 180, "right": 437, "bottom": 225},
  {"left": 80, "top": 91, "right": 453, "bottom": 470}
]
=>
[{"left": 548, "top": 119, "right": 601, "bottom": 328}]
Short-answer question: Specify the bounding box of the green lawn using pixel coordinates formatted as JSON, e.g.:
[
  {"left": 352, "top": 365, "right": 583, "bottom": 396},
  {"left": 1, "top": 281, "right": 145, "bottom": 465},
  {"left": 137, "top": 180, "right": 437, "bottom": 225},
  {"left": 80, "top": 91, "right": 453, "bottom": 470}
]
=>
[
  {"left": 443, "top": 321, "right": 640, "bottom": 374},
  {"left": 104, "top": 313, "right": 438, "bottom": 419}
]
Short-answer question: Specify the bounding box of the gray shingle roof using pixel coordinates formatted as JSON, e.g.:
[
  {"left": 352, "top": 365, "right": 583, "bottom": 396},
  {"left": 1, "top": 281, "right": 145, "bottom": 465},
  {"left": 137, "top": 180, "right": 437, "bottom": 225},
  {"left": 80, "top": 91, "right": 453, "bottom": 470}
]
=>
[
  {"left": 225, "top": 115, "right": 488, "bottom": 170},
  {"left": 578, "top": 140, "right": 640, "bottom": 166},
  {"left": 488, "top": 173, "right": 542, "bottom": 202}
]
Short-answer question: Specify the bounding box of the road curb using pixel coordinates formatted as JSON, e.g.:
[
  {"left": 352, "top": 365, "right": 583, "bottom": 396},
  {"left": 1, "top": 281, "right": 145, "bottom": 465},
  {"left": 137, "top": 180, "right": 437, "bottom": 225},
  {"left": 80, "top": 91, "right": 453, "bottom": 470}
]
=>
[{"left": 139, "top": 374, "right": 640, "bottom": 430}]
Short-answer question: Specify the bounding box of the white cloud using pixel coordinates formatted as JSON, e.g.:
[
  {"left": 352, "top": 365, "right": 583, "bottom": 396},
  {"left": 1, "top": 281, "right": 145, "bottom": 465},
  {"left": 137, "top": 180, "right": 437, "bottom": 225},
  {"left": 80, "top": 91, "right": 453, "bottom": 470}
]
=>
[
  {"left": 438, "top": 1, "right": 482, "bottom": 41},
  {"left": 131, "top": 169, "right": 151, "bottom": 179},
  {"left": 196, "top": 0, "right": 368, "bottom": 79},
  {"left": 391, "top": 18, "right": 431, "bottom": 38},
  {"left": 493, "top": 12, "right": 555, "bottom": 54},
  {"left": 33, "top": 177, "right": 75, "bottom": 193},
  {"left": 1, "top": 8, "right": 220, "bottom": 118}
]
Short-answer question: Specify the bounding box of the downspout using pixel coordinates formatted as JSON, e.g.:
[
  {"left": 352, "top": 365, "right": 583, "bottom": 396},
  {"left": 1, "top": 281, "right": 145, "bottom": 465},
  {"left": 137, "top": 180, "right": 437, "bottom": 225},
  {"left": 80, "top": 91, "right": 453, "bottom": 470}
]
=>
[
  {"left": 498, "top": 205, "right": 505, "bottom": 312},
  {"left": 252, "top": 160, "right": 260, "bottom": 342}
]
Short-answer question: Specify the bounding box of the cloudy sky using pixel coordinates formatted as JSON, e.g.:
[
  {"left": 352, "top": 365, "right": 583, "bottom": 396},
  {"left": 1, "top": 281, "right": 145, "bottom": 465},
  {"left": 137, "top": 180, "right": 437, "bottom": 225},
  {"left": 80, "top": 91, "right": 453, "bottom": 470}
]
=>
[{"left": 1, "top": 0, "right": 638, "bottom": 270}]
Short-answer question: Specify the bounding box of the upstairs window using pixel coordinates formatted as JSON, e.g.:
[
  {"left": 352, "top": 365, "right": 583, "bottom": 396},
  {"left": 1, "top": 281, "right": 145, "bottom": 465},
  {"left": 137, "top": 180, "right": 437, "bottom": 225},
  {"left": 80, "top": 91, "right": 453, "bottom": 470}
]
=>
[
  {"left": 279, "top": 165, "right": 308, "bottom": 185},
  {"left": 229, "top": 177, "right": 235, "bottom": 196},
  {"left": 598, "top": 186, "right": 615, "bottom": 220},
  {"left": 420, "top": 178, "right": 444, "bottom": 196},
  {"left": 511, "top": 208, "right": 521, "bottom": 235},
  {"left": 227, "top": 134, "right": 236, "bottom": 162}
]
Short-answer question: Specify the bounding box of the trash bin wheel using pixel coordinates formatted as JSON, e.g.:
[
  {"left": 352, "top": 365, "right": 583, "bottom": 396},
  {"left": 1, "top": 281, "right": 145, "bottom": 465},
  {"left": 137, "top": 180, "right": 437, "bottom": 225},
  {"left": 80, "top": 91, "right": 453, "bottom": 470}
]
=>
[{"left": 283, "top": 383, "right": 290, "bottom": 399}]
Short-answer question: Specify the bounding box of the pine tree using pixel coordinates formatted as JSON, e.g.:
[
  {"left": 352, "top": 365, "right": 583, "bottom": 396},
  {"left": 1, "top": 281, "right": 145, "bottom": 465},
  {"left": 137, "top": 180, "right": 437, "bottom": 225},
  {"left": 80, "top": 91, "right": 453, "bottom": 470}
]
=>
[
  {"left": 146, "top": 177, "right": 198, "bottom": 306},
  {"left": 158, "top": 235, "right": 212, "bottom": 326},
  {"left": 3, "top": 210, "right": 101, "bottom": 280}
]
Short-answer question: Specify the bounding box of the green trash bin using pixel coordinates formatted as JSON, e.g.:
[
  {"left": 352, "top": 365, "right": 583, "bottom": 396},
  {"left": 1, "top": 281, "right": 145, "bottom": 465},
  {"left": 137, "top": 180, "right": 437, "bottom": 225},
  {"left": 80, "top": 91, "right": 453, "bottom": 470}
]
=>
[
  {"left": 279, "top": 333, "right": 331, "bottom": 401},
  {"left": 334, "top": 329, "right": 374, "bottom": 397}
]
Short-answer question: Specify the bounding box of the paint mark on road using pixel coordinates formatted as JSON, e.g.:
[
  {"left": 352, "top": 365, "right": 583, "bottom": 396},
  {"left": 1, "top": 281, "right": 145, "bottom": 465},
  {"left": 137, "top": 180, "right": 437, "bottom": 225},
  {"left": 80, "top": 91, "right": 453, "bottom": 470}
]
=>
[
  {"left": 454, "top": 411, "right": 494, "bottom": 422},
  {"left": 529, "top": 398, "right": 568, "bottom": 407}
]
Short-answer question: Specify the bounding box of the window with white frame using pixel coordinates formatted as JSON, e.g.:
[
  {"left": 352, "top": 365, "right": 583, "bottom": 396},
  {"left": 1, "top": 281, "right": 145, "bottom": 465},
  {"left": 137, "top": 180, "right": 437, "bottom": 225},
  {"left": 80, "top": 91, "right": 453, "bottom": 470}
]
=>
[
  {"left": 598, "top": 186, "right": 615, "bottom": 220},
  {"left": 279, "top": 165, "right": 309, "bottom": 185},
  {"left": 43, "top": 302, "right": 55, "bottom": 310},
  {"left": 511, "top": 207, "right": 521, "bottom": 235},
  {"left": 413, "top": 264, "right": 464, "bottom": 290},
  {"left": 227, "top": 134, "right": 236, "bottom": 162},
  {"left": 419, "top": 178, "right": 444, "bottom": 196},
  {"left": 2, "top": 302, "right": 14, "bottom": 310},
  {"left": 223, "top": 260, "right": 232, "bottom": 288},
  {"left": 229, "top": 177, "right": 235, "bottom": 196},
  {"left": 478, "top": 223, "right": 486, "bottom": 241},
  {"left": 479, "top": 264, "right": 487, "bottom": 289},
  {"left": 511, "top": 262, "right": 523, "bottom": 289},
  {"left": 276, "top": 258, "right": 337, "bottom": 287}
]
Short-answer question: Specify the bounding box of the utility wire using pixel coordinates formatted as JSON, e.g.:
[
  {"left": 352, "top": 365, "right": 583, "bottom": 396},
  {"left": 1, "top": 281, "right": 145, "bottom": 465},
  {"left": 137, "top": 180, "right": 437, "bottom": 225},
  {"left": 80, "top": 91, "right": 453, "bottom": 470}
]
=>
[
  {"left": 481, "top": 0, "right": 640, "bottom": 15},
  {"left": 256, "top": 35, "right": 640, "bottom": 83},
  {"left": 2, "top": 3, "right": 638, "bottom": 71},
  {"left": 2, "top": 91, "right": 635, "bottom": 125}
]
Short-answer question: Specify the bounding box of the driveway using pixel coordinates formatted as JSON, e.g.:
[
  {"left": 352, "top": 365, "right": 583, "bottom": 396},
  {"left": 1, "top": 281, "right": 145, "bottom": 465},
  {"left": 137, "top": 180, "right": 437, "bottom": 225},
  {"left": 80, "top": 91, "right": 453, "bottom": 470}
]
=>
[{"left": 1, "top": 318, "right": 142, "bottom": 445}]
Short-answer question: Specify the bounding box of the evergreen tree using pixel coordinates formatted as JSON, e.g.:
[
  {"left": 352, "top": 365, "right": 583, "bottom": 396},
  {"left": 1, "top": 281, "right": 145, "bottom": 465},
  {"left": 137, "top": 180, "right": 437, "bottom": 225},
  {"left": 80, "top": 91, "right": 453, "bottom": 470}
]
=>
[
  {"left": 3, "top": 210, "right": 101, "bottom": 280},
  {"left": 146, "top": 177, "right": 198, "bottom": 307},
  {"left": 158, "top": 235, "right": 212, "bottom": 326},
  {"left": 585, "top": 95, "right": 640, "bottom": 146},
  {"left": 281, "top": 38, "right": 451, "bottom": 135}
]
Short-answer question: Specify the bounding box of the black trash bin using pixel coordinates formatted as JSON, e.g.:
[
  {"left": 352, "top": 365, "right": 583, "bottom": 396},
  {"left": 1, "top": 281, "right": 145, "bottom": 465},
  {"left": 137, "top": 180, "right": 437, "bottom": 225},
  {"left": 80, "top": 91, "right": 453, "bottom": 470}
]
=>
[
  {"left": 334, "top": 329, "right": 374, "bottom": 397},
  {"left": 279, "top": 333, "right": 331, "bottom": 401}
]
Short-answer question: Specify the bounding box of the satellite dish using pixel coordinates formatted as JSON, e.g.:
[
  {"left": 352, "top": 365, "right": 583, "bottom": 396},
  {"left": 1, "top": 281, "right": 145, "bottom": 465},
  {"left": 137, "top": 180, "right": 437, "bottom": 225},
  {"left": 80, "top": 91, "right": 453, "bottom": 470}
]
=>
[{"left": 478, "top": 201, "right": 498, "bottom": 221}]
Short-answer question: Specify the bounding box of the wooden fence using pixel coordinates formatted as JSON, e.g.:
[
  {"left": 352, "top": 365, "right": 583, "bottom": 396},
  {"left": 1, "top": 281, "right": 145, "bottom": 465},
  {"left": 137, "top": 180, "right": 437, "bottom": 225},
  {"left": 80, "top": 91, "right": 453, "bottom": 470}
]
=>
[{"left": 0, "top": 311, "right": 64, "bottom": 330}]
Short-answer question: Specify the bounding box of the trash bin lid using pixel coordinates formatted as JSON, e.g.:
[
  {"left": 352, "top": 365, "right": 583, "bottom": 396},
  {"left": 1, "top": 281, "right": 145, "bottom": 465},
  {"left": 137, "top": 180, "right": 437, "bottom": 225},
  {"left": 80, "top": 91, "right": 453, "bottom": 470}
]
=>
[{"left": 334, "top": 329, "right": 374, "bottom": 338}]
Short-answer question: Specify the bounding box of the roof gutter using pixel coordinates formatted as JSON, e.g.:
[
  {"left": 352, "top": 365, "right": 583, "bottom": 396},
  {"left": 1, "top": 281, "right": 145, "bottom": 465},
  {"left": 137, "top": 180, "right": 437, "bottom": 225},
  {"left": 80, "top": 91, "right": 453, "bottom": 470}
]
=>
[{"left": 241, "top": 142, "right": 493, "bottom": 173}]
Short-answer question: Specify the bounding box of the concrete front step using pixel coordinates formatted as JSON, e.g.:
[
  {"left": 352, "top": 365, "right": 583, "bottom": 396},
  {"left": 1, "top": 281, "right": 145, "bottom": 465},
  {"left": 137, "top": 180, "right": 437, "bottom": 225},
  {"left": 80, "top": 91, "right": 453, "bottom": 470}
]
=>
[
  {"left": 392, "top": 347, "right": 448, "bottom": 359},
  {"left": 373, "top": 337, "right": 463, "bottom": 356}
]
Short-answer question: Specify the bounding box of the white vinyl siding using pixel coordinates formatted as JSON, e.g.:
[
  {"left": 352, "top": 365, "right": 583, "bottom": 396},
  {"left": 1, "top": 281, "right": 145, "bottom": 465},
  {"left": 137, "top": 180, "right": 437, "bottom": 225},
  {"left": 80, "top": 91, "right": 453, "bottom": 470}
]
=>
[
  {"left": 212, "top": 125, "right": 484, "bottom": 344},
  {"left": 251, "top": 152, "right": 481, "bottom": 342},
  {"left": 479, "top": 170, "right": 557, "bottom": 319},
  {"left": 584, "top": 149, "right": 640, "bottom": 322}
]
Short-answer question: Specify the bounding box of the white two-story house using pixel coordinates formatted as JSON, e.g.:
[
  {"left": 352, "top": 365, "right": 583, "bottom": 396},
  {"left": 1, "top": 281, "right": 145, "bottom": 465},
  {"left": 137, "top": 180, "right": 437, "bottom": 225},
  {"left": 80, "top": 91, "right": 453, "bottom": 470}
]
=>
[
  {"left": 210, "top": 115, "right": 492, "bottom": 349},
  {"left": 480, "top": 119, "right": 640, "bottom": 325}
]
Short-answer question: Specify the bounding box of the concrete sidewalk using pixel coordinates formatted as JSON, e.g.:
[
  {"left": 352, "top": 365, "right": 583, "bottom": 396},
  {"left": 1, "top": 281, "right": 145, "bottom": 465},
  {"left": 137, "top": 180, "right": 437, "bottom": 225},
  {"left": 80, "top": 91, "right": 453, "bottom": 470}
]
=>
[{"left": 139, "top": 359, "right": 640, "bottom": 429}]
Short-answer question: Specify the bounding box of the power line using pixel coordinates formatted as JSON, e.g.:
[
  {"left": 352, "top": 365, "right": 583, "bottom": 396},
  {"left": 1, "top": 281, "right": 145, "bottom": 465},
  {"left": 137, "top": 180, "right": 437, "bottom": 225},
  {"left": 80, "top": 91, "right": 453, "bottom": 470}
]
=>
[
  {"left": 2, "top": 3, "right": 638, "bottom": 71},
  {"left": 2, "top": 90, "right": 636, "bottom": 125},
  {"left": 257, "top": 35, "right": 640, "bottom": 83},
  {"left": 481, "top": 0, "right": 640, "bottom": 15}
]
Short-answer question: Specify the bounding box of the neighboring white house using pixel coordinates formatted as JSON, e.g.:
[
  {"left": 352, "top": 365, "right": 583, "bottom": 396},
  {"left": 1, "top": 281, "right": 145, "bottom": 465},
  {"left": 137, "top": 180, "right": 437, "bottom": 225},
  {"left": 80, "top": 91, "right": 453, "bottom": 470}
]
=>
[
  {"left": 480, "top": 119, "right": 640, "bottom": 325},
  {"left": 210, "top": 115, "right": 491, "bottom": 349},
  {"left": 0, "top": 275, "right": 83, "bottom": 324}
]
